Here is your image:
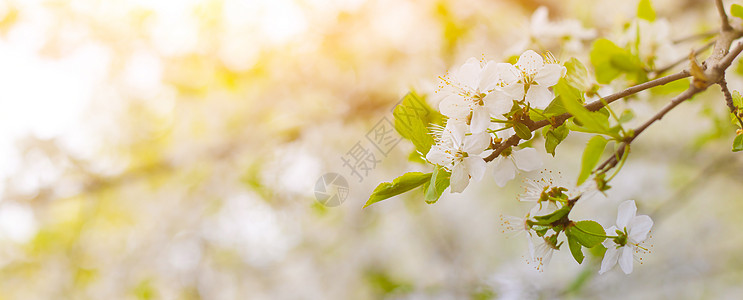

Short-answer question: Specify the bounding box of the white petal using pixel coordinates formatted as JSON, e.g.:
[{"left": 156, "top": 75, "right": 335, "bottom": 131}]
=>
[
  {"left": 470, "top": 106, "right": 491, "bottom": 133},
  {"left": 478, "top": 61, "right": 499, "bottom": 91},
  {"left": 484, "top": 92, "right": 512, "bottom": 117},
  {"left": 457, "top": 58, "right": 481, "bottom": 88},
  {"left": 464, "top": 156, "right": 486, "bottom": 182},
  {"left": 426, "top": 146, "right": 451, "bottom": 166},
  {"left": 493, "top": 157, "right": 517, "bottom": 187},
  {"left": 599, "top": 246, "right": 620, "bottom": 274},
  {"left": 446, "top": 121, "right": 468, "bottom": 146},
  {"left": 616, "top": 200, "right": 637, "bottom": 229},
  {"left": 502, "top": 82, "right": 525, "bottom": 100},
  {"left": 525, "top": 85, "right": 554, "bottom": 109},
  {"left": 511, "top": 148, "right": 542, "bottom": 172},
  {"left": 463, "top": 132, "right": 491, "bottom": 154},
  {"left": 618, "top": 246, "right": 634, "bottom": 274},
  {"left": 602, "top": 226, "right": 618, "bottom": 248},
  {"left": 628, "top": 215, "right": 653, "bottom": 243},
  {"left": 439, "top": 96, "right": 471, "bottom": 120},
  {"left": 534, "top": 64, "right": 566, "bottom": 87},
  {"left": 495, "top": 63, "right": 521, "bottom": 85},
  {"left": 450, "top": 162, "right": 470, "bottom": 193},
  {"left": 516, "top": 50, "right": 544, "bottom": 78}
]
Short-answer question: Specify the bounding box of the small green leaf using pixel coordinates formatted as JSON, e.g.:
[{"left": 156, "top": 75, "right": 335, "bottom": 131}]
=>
[
  {"left": 732, "top": 4, "right": 743, "bottom": 19},
  {"left": 568, "top": 220, "right": 606, "bottom": 247},
  {"left": 393, "top": 92, "right": 441, "bottom": 155},
  {"left": 423, "top": 166, "right": 451, "bottom": 204},
  {"left": 590, "top": 39, "right": 625, "bottom": 84},
  {"left": 513, "top": 122, "right": 533, "bottom": 140},
  {"left": 732, "top": 90, "right": 743, "bottom": 108},
  {"left": 559, "top": 80, "right": 614, "bottom": 137},
  {"left": 567, "top": 233, "right": 585, "bottom": 264},
  {"left": 533, "top": 206, "right": 571, "bottom": 225},
  {"left": 365, "top": 172, "right": 432, "bottom": 208},
  {"left": 543, "top": 124, "right": 569, "bottom": 156},
  {"left": 733, "top": 134, "right": 743, "bottom": 152},
  {"left": 564, "top": 57, "right": 591, "bottom": 93},
  {"left": 619, "top": 109, "right": 635, "bottom": 123},
  {"left": 637, "top": 0, "right": 656, "bottom": 22},
  {"left": 577, "top": 136, "right": 608, "bottom": 185}
]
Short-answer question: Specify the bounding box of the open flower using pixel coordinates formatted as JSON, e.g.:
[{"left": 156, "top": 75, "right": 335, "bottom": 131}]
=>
[
  {"left": 492, "top": 147, "right": 543, "bottom": 187},
  {"left": 438, "top": 58, "right": 519, "bottom": 133},
  {"left": 426, "top": 121, "right": 491, "bottom": 193},
  {"left": 510, "top": 50, "right": 566, "bottom": 109},
  {"left": 599, "top": 200, "right": 654, "bottom": 275},
  {"left": 528, "top": 233, "right": 559, "bottom": 272}
]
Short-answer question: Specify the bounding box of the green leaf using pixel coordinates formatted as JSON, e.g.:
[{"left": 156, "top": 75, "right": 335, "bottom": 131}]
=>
[
  {"left": 619, "top": 109, "right": 635, "bottom": 123},
  {"left": 564, "top": 57, "right": 591, "bottom": 92},
  {"left": 568, "top": 220, "right": 606, "bottom": 247},
  {"left": 567, "top": 233, "right": 585, "bottom": 264},
  {"left": 733, "top": 134, "right": 743, "bottom": 152},
  {"left": 533, "top": 206, "right": 571, "bottom": 225},
  {"left": 591, "top": 39, "right": 625, "bottom": 84},
  {"left": 590, "top": 39, "right": 647, "bottom": 84},
  {"left": 543, "top": 124, "right": 569, "bottom": 156},
  {"left": 559, "top": 80, "right": 614, "bottom": 137},
  {"left": 513, "top": 122, "right": 533, "bottom": 140},
  {"left": 393, "top": 92, "right": 441, "bottom": 155},
  {"left": 732, "top": 90, "right": 743, "bottom": 108},
  {"left": 365, "top": 172, "right": 432, "bottom": 208},
  {"left": 732, "top": 4, "right": 743, "bottom": 19},
  {"left": 423, "top": 166, "right": 451, "bottom": 204},
  {"left": 577, "top": 136, "right": 608, "bottom": 185},
  {"left": 637, "top": 0, "right": 656, "bottom": 22}
]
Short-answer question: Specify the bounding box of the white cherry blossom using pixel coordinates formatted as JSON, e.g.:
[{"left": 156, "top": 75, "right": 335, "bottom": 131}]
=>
[
  {"left": 426, "top": 121, "right": 491, "bottom": 193},
  {"left": 599, "top": 200, "right": 654, "bottom": 275},
  {"left": 510, "top": 50, "right": 566, "bottom": 109},
  {"left": 438, "top": 58, "right": 520, "bottom": 133},
  {"left": 492, "top": 147, "right": 543, "bottom": 187}
]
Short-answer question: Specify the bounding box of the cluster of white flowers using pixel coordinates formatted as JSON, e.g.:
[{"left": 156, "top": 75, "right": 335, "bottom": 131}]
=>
[
  {"left": 503, "top": 178, "right": 654, "bottom": 274},
  {"left": 427, "top": 50, "right": 566, "bottom": 193},
  {"left": 507, "top": 6, "right": 597, "bottom": 55}
]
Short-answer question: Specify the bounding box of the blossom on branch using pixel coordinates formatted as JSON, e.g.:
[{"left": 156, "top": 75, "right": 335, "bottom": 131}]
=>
[{"left": 599, "top": 200, "right": 654, "bottom": 275}]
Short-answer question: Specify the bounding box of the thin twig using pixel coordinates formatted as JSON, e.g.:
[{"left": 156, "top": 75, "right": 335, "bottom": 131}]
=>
[
  {"left": 483, "top": 71, "right": 692, "bottom": 162},
  {"left": 672, "top": 30, "right": 718, "bottom": 44},
  {"left": 653, "top": 40, "right": 715, "bottom": 76},
  {"left": 716, "top": 0, "right": 732, "bottom": 31},
  {"left": 718, "top": 77, "right": 743, "bottom": 127}
]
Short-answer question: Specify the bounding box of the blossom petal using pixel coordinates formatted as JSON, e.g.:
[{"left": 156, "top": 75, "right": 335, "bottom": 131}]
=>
[
  {"left": 618, "top": 246, "right": 634, "bottom": 274},
  {"left": 426, "top": 146, "right": 450, "bottom": 166},
  {"left": 464, "top": 156, "right": 486, "bottom": 182},
  {"left": 457, "top": 58, "right": 481, "bottom": 88},
  {"left": 616, "top": 200, "right": 637, "bottom": 229},
  {"left": 450, "top": 162, "right": 470, "bottom": 193},
  {"left": 628, "top": 215, "right": 653, "bottom": 243},
  {"left": 446, "top": 121, "right": 468, "bottom": 146},
  {"left": 463, "top": 132, "right": 491, "bottom": 154},
  {"left": 484, "top": 92, "right": 512, "bottom": 117},
  {"left": 516, "top": 50, "right": 544, "bottom": 78},
  {"left": 525, "top": 85, "right": 554, "bottom": 109},
  {"left": 502, "top": 82, "right": 525, "bottom": 101},
  {"left": 478, "top": 61, "right": 499, "bottom": 91},
  {"left": 495, "top": 63, "right": 521, "bottom": 85},
  {"left": 534, "top": 64, "right": 566, "bottom": 87},
  {"left": 470, "top": 105, "right": 491, "bottom": 133},
  {"left": 512, "top": 148, "right": 542, "bottom": 172},
  {"left": 439, "top": 95, "right": 471, "bottom": 120},
  {"left": 602, "top": 226, "right": 618, "bottom": 248},
  {"left": 599, "top": 246, "right": 620, "bottom": 274},
  {"left": 493, "top": 157, "right": 517, "bottom": 187}
]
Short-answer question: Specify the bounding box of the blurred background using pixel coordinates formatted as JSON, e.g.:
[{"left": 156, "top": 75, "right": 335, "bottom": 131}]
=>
[{"left": 1, "top": 0, "right": 743, "bottom": 299}]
